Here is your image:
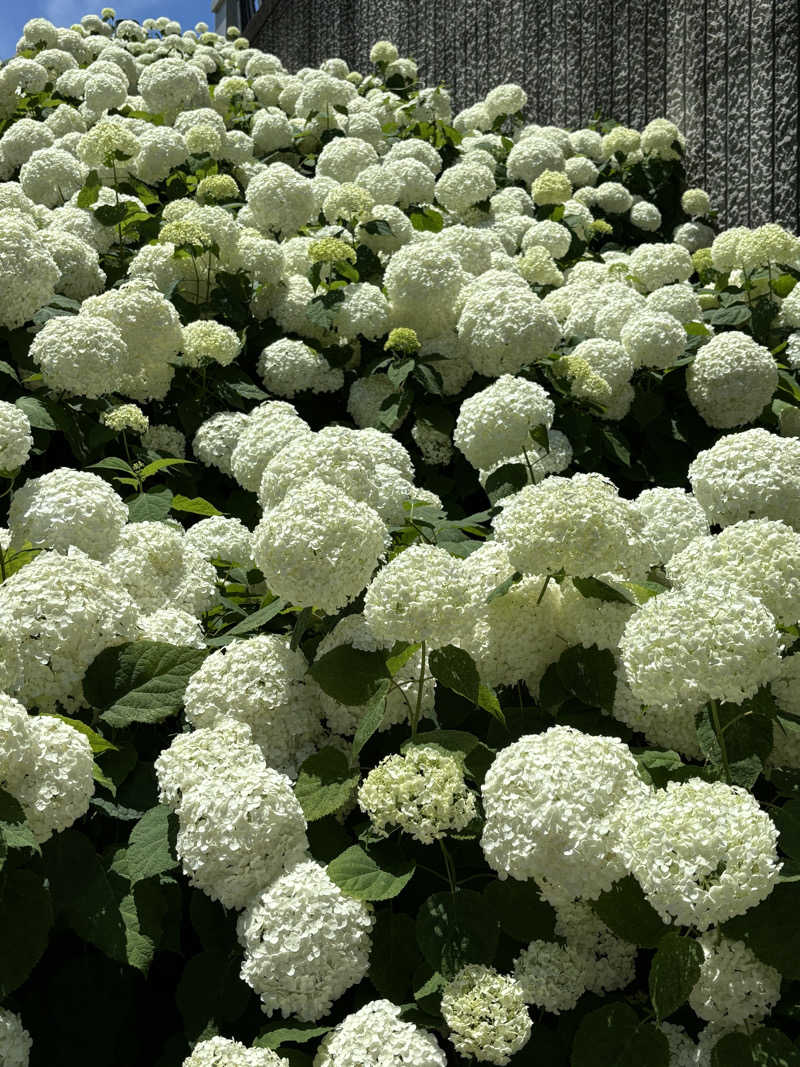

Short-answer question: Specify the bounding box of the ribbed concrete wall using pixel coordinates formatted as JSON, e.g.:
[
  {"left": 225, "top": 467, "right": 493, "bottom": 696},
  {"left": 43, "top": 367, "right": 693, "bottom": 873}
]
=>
[{"left": 245, "top": 0, "right": 800, "bottom": 231}]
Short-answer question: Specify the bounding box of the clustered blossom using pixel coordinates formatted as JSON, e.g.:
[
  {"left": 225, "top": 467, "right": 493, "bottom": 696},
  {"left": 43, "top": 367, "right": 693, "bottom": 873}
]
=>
[
  {"left": 315, "top": 1000, "right": 447, "bottom": 1067},
  {"left": 182, "top": 1037, "right": 287, "bottom": 1067},
  {"left": 453, "top": 374, "right": 554, "bottom": 471},
  {"left": 0, "top": 401, "right": 32, "bottom": 471},
  {"left": 440, "top": 965, "right": 531, "bottom": 1065},
  {"left": 0, "top": 1008, "right": 32, "bottom": 1067}
]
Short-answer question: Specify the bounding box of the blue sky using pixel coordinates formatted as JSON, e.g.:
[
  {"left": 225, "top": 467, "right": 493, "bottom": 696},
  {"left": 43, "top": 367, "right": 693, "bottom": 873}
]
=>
[{"left": 1, "top": 2, "right": 215, "bottom": 60}]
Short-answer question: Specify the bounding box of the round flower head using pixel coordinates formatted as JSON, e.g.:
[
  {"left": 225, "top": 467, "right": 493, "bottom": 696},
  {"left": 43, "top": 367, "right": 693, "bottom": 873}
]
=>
[
  {"left": 193, "top": 412, "right": 249, "bottom": 477},
  {"left": 0, "top": 1008, "right": 32, "bottom": 1067},
  {"left": 246, "top": 162, "right": 316, "bottom": 236},
  {"left": 383, "top": 243, "right": 467, "bottom": 341},
  {"left": 481, "top": 726, "right": 648, "bottom": 902},
  {"left": 230, "top": 401, "right": 311, "bottom": 492},
  {"left": 252, "top": 479, "right": 388, "bottom": 614},
  {"left": 507, "top": 136, "right": 564, "bottom": 186},
  {"left": 667, "top": 519, "right": 800, "bottom": 624},
  {"left": 435, "top": 161, "right": 496, "bottom": 215},
  {"left": 686, "top": 332, "right": 777, "bottom": 428},
  {"left": 681, "top": 188, "right": 712, "bottom": 217},
  {"left": 315, "top": 999, "right": 446, "bottom": 1067},
  {"left": 688, "top": 935, "right": 781, "bottom": 1027},
  {"left": 620, "top": 311, "right": 686, "bottom": 369},
  {"left": 9, "top": 468, "right": 127, "bottom": 560},
  {"left": 315, "top": 613, "right": 434, "bottom": 737},
  {"left": 5, "top": 714, "right": 94, "bottom": 843},
  {"left": 257, "top": 338, "right": 343, "bottom": 397},
  {"left": 440, "top": 965, "right": 531, "bottom": 1066},
  {"left": 630, "top": 200, "right": 662, "bottom": 231},
  {"left": 521, "top": 219, "right": 572, "bottom": 260},
  {"left": 322, "top": 183, "right": 375, "bottom": 225},
  {"left": 182, "top": 1036, "right": 286, "bottom": 1066},
  {"left": 688, "top": 429, "right": 800, "bottom": 529},
  {"left": 364, "top": 543, "right": 471, "bottom": 648},
  {"left": 155, "top": 720, "right": 265, "bottom": 812},
  {"left": 0, "top": 548, "right": 139, "bottom": 712},
  {"left": 633, "top": 487, "right": 709, "bottom": 564},
  {"left": 142, "top": 424, "right": 186, "bottom": 458},
  {"left": 102, "top": 404, "right": 149, "bottom": 436},
  {"left": 106, "top": 522, "right": 217, "bottom": 617},
  {"left": 184, "top": 516, "right": 252, "bottom": 567},
  {"left": 517, "top": 244, "right": 564, "bottom": 286},
  {"left": 347, "top": 374, "right": 402, "bottom": 430},
  {"left": 621, "top": 583, "right": 783, "bottom": 707},
  {"left": 181, "top": 319, "right": 242, "bottom": 367},
  {"left": 184, "top": 635, "right": 324, "bottom": 777},
  {"left": 628, "top": 242, "right": 693, "bottom": 291},
  {"left": 137, "top": 608, "right": 204, "bottom": 650},
  {"left": 174, "top": 758, "right": 309, "bottom": 910},
  {"left": 454, "top": 374, "right": 554, "bottom": 471},
  {"left": 28, "top": 314, "right": 128, "bottom": 398},
  {"left": 619, "top": 780, "right": 780, "bottom": 930},
  {"left": 0, "top": 402, "right": 32, "bottom": 472},
  {"left": 457, "top": 283, "right": 561, "bottom": 377},
  {"left": 237, "top": 860, "right": 373, "bottom": 1021},
  {"left": 593, "top": 181, "right": 634, "bottom": 214},
  {"left": 554, "top": 899, "right": 637, "bottom": 995},
  {"left": 512, "top": 940, "right": 589, "bottom": 1013},
  {"left": 358, "top": 744, "right": 476, "bottom": 844},
  {"left": 493, "top": 473, "right": 654, "bottom": 579},
  {"left": 484, "top": 82, "right": 527, "bottom": 119}
]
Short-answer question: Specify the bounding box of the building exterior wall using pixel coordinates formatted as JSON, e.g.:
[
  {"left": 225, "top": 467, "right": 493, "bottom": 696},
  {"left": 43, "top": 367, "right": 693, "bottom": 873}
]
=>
[{"left": 245, "top": 0, "right": 800, "bottom": 231}]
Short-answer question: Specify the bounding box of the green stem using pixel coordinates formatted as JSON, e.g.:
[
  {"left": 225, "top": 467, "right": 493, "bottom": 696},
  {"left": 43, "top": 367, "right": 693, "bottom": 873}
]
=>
[
  {"left": 710, "top": 699, "right": 732, "bottom": 784},
  {"left": 521, "top": 445, "right": 537, "bottom": 483},
  {"left": 536, "top": 574, "right": 552, "bottom": 605},
  {"left": 410, "top": 640, "right": 427, "bottom": 741},
  {"left": 439, "top": 839, "right": 456, "bottom": 896}
]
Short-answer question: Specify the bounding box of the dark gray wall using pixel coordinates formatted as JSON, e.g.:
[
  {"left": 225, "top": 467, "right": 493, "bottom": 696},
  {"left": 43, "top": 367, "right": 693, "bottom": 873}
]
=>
[{"left": 246, "top": 0, "right": 800, "bottom": 231}]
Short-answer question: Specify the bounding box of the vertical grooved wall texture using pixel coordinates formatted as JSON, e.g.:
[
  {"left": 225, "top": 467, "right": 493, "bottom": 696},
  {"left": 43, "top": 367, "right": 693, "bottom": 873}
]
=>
[{"left": 247, "top": 0, "right": 800, "bottom": 229}]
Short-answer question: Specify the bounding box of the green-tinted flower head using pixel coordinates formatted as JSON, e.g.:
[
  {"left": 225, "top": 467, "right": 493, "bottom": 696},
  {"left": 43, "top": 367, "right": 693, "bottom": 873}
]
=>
[
  {"left": 385, "top": 327, "right": 420, "bottom": 355},
  {"left": 308, "top": 237, "right": 357, "bottom": 265}
]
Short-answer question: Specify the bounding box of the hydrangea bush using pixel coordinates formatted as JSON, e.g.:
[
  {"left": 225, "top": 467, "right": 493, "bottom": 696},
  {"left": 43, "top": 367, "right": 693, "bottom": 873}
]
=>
[{"left": 1, "top": 9, "right": 800, "bottom": 1067}]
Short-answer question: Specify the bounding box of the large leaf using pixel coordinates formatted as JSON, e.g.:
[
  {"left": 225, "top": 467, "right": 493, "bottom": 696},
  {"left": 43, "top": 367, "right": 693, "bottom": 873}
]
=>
[
  {"left": 649, "top": 931, "right": 703, "bottom": 1021},
  {"left": 590, "top": 875, "right": 669, "bottom": 948},
  {"left": 254, "top": 1025, "right": 331, "bottom": 1051},
  {"left": 571, "top": 1003, "right": 669, "bottom": 1067},
  {"left": 710, "top": 1028, "right": 800, "bottom": 1067},
  {"left": 0, "top": 869, "right": 53, "bottom": 996},
  {"left": 84, "top": 641, "right": 207, "bottom": 727},
  {"left": 309, "top": 644, "right": 391, "bottom": 706},
  {"left": 294, "top": 747, "right": 359, "bottom": 821},
  {"left": 351, "top": 680, "right": 391, "bottom": 763},
  {"left": 0, "top": 786, "right": 38, "bottom": 857},
  {"left": 482, "top": 877, "right": 557, "bottom": 943},
  {"left": 416, "top": 890, "right": 499, "bottom": 978},
  {"left": 723, "top": 883, "right": 800, "bottom": 977},
  {"left": 555, "top": 645, "right": 617, "bottom": 710},
  {"left": 327, "top": 844, "right": 414, "bottom": 901},
  {"left": 428, "top": 645, "right": 504, "bottom": 722},
  {"left": 127, "top": 486, "right": 173, "bottom": 522},
  {"left": 123, "top": 804, "right": 179, "bottom": 884}
]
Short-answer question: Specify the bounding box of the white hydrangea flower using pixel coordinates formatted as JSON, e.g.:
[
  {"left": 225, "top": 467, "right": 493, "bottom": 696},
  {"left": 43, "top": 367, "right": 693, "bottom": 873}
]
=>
[
  {"left": 493, "top": 473, "right": 653, "bottom": 579},
  {"left": 521, "top": 219, "right": 572, "bottom": 260},
  {"left": 257, "top": 338, "right": 343, "bottom": 396},
  {"left": 412, "top": 420, "right": 453, "bottom": 466},
  {"left": 314, "top": 998, "right": 446, "bottom": 1067},
  {"left": 554, "top": 899, "right": 637, "bottom": 995},
  {"left": 331, "top": 282, "right": 390, "bottom": 341},
  {"left": 230, "top": 401, "right": 311, "bottom": 492},
  {"left": 645, "top": 283, "right": 703, "bottom": 323},
  {"left": 253, "top": 479, "right": 388, "bottom": 614},
  {"left": 137, "top": 608, "right": 205, "bottom": 650},
  {"left": 383, "top": 243, "right": 467, "bottom": 341},
  {"left": 29, "top": 313, "right": 128, "bottom": 398},
  {"left": 619, "top": 780, "right": 780, "bottom": 930},
  {"left": 364, "top": 543, "right": 471, "bottom": 648},
  {"left": 594, "top": 181, "right": 633, "bottom": 213},
  {"left": 246, "top": 162, "right": 316, "bottom": 236},
  {"left": 686, "top": 332, "right": 777, "bottom": 428},
  {"left": 182, "top": 1035, "right": 286, "bottom": 1067},
  {"left": 358, "top": 744, "right": 476, "bottom": 844},
  {"left": 181, "top": 320, "right": 242, "bottom": 368},
  {"left": 688, "top": 429, "right": 800, "bottom": 530},
  {"left": 633, "top": 487, "right": 709, "bottom": 564},
  {"left": 142, "top": 424, "right": 186, "bottom": 458},
  {"left": 630, "top": 200, "right": 662, "bottom": 231},
  {"left": 555, "top": 577, "right": 636, "bottom": 652},
  {"left": 238, "top": 860, "right": 373, "bottom": 1021},
  {"left": 481, "top": 726, "right": 648, "bottom": 901},
  {"left": 19, "top": 146, "right": 87, "bottom": 207},
  {"left": 155, "top": 720, "right": 264, "bottom": 812},
  {"left": 0, "top": 1007, "right": 32, "bottom": 1067},
  {"left": 620, "top": 584, "right": 783, "bottom": 707},
  {"left": 689, "top": 935, "right": 781, "bottom": 1027},
  {"left": 0, "top": 401, "right": 32, "bottom": 472},
  {"left": 507, "top": 136, "right": 564, "bottom": 186},
  {"left": 628, "top": 242, "right": 693, "bottom": 291},
  {"left": 184, "top": 635, "right": 324, "bottom": 777},
  {"left": 184, "top": 516, "right": 253, "bottom": 567},
  {"left": 193, "top": 412, "right": 249, "bottom": 477},
  {"left": 612, "top": 667, "right": 703, "bottom": 759},
  {"left": 620, "top": 311, "right": 686, "bottom": 369},
  {"left": 435, "top": 161, "right": 496, "bottom": 215},
  {"left": 315, "top": 613, "right": 434, "bottom": 737},
  {"left": 0, "top": 216, "right": 60, "bottom": 330},
  {"left": 9, "top": 468, "right": 127, "bottom": 560},
  {"left": 513, "top": 940, "right": 589, "bottom": 1013},
  {"left": 440, "top": 965, "right": 531, "bottom": 1066},
  {"left": 0, "top": 548, "right": 139, "bottom": 712},
  {"left": 667, "top": 519, "right": 800, "bottom": 624},
  {"left": 453, "top": 375, "right": 554, "bottom": 471},
  {"left": 457, "top": 282, "right": 561, "bottom": 377},
  {"left": 106, "top": 522, "right": 217, "bottom": 617}
]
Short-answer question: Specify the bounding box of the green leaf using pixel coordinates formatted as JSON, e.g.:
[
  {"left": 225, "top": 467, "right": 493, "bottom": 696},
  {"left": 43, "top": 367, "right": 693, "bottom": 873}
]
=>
[
  {"left": 138, "top": 457, "right": 194, "bottom": 480},
  {"left": 590, "top": 875, "right": 669, "bottom": 948},
  {"left": 387, "top": 357, "right": 415, "bottom": 387},
  {"left": 207, "top": 598, "right": 287, "bottom": 646},
  {"left": 93, "top": 202, "right": 129, "bottom": 226},
  {"left": 294, "top": 747, "right": 359, "bottom": 821},
  {"left": 571, "top": 1003, "right": 669, "bottom": 1067},
  {"left": 76, "top": 169, "right": 101, "bottom": 208},
  {"left": 483, "top": 462, "right": 528, "bottom": 504},
  {"left": 704, "top": 304, "right": 752, "bottom": 326},
  {"left": 0, "top": 786, "right": 38, "bottom": 856},
  {"left": 428, "top": 645, "right": 504, "bottom": 722},
  {"left": 572, "top": 576, "right": 635, "bottom": 604},
  {"left": 710, "top": 1028, "right": 800, "bottom": 1067},
  {"left": 723, "top": 883, "right": 800, "bottom": 977},
  {"left": 635, "top": 749, "right": 685, "bottom": 789},
  {"left": 254, "top": 1025, "right": 331, "bottom": 1051},
  {"left": 43, "top": 713, "right": 117, "bottom": 754},
  {"left": 351, "top": 679, "right": 391, "bottom": 763},
  {"left": 649, "top": 931, "right": 703, "bottom": 1021},
  {"left": 88, "top": 456, "right": 136, "bottom": 476},
  {"left": 385, "top": 641, "right": 420, "bottom": 675},
  {"left": 409, "top": 206, "right": 444, "bottom": 232},
  {"left": 327, "top": 843, "right": 415, "bottom": 901},
  {"left": 15, "top": 395, "right": 57, "bottom": 431},
  {"left": 403, "top": 729, "right": 481, "bottom": 759},
  {"left": 171, "top": 494, "right": 223, "bottom": 516},
  {"left": 486, "top": 571, "right": 523, "bottom": 603},
  {"left": 362, "top": 218, "right": 394, "bottom": 236},
  {"left": 84, "top": 641, "right": 207, "bottom": 727},
  {"left": 416, "top": 890, "right": 499, "bottom": 978},
  {"left": 309, "top": 644, "right": 391, "bottom": 706},
  {"left": 695, "top": 698, "right": 773, "bottom": 788},
  {"left": 684, "top": 320, "right": 712, "bottom": 336},
  {"left": 127, "top": 486, "right": 173, "bottom": 522},
  {"left": 555, "top": 645, "right": 617, "bottom": 711},
  {"left": 0, "top": 869, "right": 53, "bottom": 996},
  {"left": 482, "top": 878, "right": 557, "bottom": 943},
  {"left": 124, "top": 805, "right": 178, "bottom": 884}
]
